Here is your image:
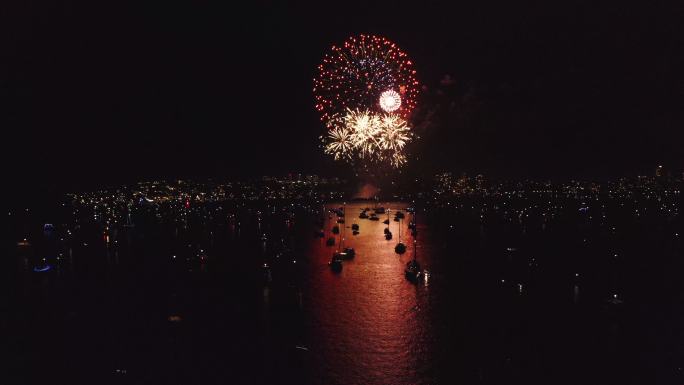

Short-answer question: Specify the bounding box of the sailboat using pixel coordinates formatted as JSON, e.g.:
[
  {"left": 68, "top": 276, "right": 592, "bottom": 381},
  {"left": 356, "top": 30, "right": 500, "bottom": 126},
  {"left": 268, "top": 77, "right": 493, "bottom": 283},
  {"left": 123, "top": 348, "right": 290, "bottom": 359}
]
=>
[
  {"left": 384, "top": 209, "right": 393, "bottom": 240},
  {"left": 329, "top": 251, "right": 343, "bottom": 272},
  {"left": 340, "top": 205, "right": 355, "bottom": 259},
  {"left": 329, "top": 204, "right": 347, "bottom": 271},
  {"left": 405, "top": 239, "right": 423, "bottom": 282},
  {"left": 395, "top": 216, "right": 406, "bottom": 254}
]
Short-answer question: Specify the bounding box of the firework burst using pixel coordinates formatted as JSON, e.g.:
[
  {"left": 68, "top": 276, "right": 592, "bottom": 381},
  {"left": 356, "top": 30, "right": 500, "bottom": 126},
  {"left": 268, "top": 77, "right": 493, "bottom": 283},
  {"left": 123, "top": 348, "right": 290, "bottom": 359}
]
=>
[
  {"left": 313, "top": 34, "right": 419, "bottom": 124},
  {"left": 379, "top": 89, "right": 402, "bottom": 113},
  {"left": 324, "top": 125, "right": 354, "bottom": 161},
  {"left": 321, "top": 109, "right": 412, "bottom": 168},
  {"left": 378, "top": 114, "right": 411, "bottom": 151},
  {"left": 346, "top": 109, "right": 381, "bottom": 159}
]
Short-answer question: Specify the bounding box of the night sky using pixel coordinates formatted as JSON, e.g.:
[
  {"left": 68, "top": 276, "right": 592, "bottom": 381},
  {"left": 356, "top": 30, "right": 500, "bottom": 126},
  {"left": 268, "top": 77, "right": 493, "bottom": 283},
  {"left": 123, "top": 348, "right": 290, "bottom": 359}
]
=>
[{"left": 2, "top": 0, "right": 684, "bottom": 191}]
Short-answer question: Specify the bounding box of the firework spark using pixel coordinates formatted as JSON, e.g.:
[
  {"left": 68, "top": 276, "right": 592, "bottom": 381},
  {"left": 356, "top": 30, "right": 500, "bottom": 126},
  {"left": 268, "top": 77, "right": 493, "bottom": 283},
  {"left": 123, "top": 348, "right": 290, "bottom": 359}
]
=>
[
  {"left": 324, "top": 125, "right": 354, "bottom": 161},
  {"left": 314, "top": 35, "right": 419, "bottom": 123},
  {"left": 390, "top": 152, "right": 407, "bottom": 168},
  {"left": 379, "top": 89, "right": 402, "bottom": 113},
  {"left": 346, "top": 109, "right": 381, "bottom": 159},
  {"left": 321, "top": 109, "right": 412, "bottom": 168},
  {"left": 315, "top": 35, "right": 419, "bottom": 169},
  {"left": 378, "top": 114, "right": 411, "bottom": 151}
]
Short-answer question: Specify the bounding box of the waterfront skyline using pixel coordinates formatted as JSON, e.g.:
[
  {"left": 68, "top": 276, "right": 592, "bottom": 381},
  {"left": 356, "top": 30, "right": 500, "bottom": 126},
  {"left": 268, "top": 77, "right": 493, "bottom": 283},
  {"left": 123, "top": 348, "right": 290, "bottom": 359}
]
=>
[{"left": 5, "top": 172, "right": 684, "bottom": 383}]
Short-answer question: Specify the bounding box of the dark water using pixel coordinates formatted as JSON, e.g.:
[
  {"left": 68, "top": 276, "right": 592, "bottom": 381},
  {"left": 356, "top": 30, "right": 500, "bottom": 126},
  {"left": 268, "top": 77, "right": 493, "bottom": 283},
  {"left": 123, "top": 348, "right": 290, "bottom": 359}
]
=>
[{"left": 5, "top": 200, "right": 684, "bottom": 384}]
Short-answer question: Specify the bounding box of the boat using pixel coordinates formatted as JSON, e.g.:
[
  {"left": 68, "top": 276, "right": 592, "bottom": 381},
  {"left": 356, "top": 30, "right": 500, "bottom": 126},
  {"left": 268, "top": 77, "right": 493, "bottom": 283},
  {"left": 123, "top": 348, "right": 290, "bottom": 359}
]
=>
[
  {"left": 352, "top": 230, "right": 359, "bottom": 236},
  {"left": 385, "top": 231, "right": 393, "bottom": 240},
  {"left": 359, "top": 212, "right": 369, "bottom": 219},
  {"left": 405, "top": 259, "right": 422, "bottom": 281},
  {"left": 409, "top": 211, "right": 418, "bottom": 237},
  {"left": 337, "top": 218, "right": 345, "bottom": 224},
  {"left": 332, "top": 225, "right": 340, "bottom": 234},
  {"left": 369, "top": 214, "right": 379, "bottom": 221},
  {"left": 263, "top": 263, "right": 272, "bottom": 283},
  {"left": 384, "top": 228, "right": 390, "bottom": 234},
  {"left": 326, "top": 237, "right": 335, "bottom": 246},
  {"left": 329, "top": 252, "right": 343, "bottom": 272},
  {"left": 343, "top": 247, "right": 355, "bottom": 258},
  {"left": 395, "top": 211, "right": 405, "bottom": 219},
  {"left": 383, "top": 219, "right": 390, "bottom": 225},
  {"left": 351, "top": 223, "right": 359, "bottom": 231},
  {"left": 405, "top": 237, "right": 423, "bottom": 282},
  {"left": 395, "top": 216, "right": 407, "bottom": 254}
]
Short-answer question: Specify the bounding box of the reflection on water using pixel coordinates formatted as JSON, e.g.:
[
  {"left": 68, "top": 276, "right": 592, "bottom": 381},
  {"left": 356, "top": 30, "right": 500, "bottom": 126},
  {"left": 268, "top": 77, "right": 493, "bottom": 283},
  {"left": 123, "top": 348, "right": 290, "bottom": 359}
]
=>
[
  {"left": 304, "top": 202, "right": 431, "bottom": 385},
  {"left": 8, "top": 198, "right": 684, "bottom": 384}
]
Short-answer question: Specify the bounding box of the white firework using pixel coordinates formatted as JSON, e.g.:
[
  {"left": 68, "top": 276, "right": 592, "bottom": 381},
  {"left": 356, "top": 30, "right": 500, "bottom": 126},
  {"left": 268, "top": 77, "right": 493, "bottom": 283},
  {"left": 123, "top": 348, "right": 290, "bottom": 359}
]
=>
[
  {"left": 321, "top": 108, "right": 413, "bottom": 169},
  {"left": 379, "top": 89, "right": 402, "bottom": 113},
  {"left": 390, "top": 152, "right": 407, "bottom": 168},
  {"left": 378, "top": 114, "right": 411, "bottom": 151},
  {"left": 346, "top": 109, "right": 381, "bottom": 159},
  {"left": 324, "top": 125, "right": 354, "bottom": 161}
]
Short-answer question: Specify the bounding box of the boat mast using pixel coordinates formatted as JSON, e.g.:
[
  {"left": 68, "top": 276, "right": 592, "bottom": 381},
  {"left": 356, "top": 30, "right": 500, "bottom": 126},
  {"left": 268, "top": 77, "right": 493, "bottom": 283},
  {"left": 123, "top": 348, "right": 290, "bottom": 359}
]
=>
[
  {"left": 341, "top": 202, "right": 345, "bottom": 250},
  {"left": 413, "top": 210, "right": 416, "bottom": 260},
  {"left": 387, "top": 210, "right": 390, "bottom": 232}
]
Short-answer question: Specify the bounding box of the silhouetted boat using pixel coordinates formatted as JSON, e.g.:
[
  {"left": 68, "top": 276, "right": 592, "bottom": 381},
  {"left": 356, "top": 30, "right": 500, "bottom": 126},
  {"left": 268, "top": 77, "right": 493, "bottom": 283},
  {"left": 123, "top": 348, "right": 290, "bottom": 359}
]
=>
[
  {"left": 263, "top": 263, "right": 272, "bottom": 283},
  {"left": 396, "top": 215, "right": 407, "bottom": 254},
  {"left": 383, "top": 219, "right": 390, "bottom": 225},
  {"left": 329, "top": 252, "right": 343, "bottom": 272},
  {"left": 326, "top": 237, "right": 335, "bottom": 246},
  {"left": 405, "top": 259, "right": 422, "bottom": 281},
  {"left": 405, "top": 239, "right": 423, "bottom": 282},
  {"left": 385, "top": 231, "right": 393, "bottom": 240},
  {"left": 332, "top": 225, "right": 340, "bottom": 234},
  {"left": 342, "top": 247, "right": 355, "bottom": 259},
  {"left": 351, "top": 223, "right": 359, "bottom": 231},
  {"left": 359, "top": 212, "right": 369, "bottom": 219},
  {"left": 369, "top": 214, "right": 379, "bottom": 221}
]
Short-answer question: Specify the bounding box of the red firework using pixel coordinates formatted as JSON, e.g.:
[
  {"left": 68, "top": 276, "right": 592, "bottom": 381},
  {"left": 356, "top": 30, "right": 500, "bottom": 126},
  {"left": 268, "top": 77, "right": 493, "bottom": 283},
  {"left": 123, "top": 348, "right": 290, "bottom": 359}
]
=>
[{"left": 313, "top": 34, "right": 419, "bottom": 123}]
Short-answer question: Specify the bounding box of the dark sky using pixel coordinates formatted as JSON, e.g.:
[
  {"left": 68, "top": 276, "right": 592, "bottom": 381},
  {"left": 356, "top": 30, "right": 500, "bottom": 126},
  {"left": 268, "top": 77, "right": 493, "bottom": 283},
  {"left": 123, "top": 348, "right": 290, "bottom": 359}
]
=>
[{"left": 2, "top": 0, "right": 684, "bottom": 190}]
